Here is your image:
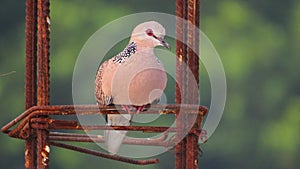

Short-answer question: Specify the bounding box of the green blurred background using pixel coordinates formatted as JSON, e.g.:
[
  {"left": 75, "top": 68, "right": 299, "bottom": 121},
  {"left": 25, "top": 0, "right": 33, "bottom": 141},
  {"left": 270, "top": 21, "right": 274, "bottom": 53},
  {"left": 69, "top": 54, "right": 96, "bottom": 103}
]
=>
[{"left": 1, "top": 0, "right": 300, "bottom": 168}]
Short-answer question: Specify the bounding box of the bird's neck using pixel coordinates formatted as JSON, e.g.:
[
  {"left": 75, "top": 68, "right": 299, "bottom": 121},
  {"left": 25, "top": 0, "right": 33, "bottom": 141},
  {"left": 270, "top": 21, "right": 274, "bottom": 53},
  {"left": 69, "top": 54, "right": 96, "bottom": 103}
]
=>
[
  {"left": 131, "top": 37, "right": 156, "bottom": 49},
  {"left": 136, "top": 46, "right": 155, "bottom": 56},
  {"left": 130, "top": 41, "right": 155, "bottom": 56}
]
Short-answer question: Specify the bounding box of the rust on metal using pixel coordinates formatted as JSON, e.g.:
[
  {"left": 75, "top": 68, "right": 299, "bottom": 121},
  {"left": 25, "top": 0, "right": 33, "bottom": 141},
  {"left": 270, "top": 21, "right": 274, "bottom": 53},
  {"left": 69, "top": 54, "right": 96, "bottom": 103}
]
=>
[
  {"left": 25, "top": 0, "right": 37, "bottom": 109},
  {"left": 50, "top": 142, "right": 159, "bottom": 165},
  {"left": 1, "top": 104, "right": 208, "bottom": 168},
  {"left": 37, "top": 0, "right": 50, "bottom": 106},
  {"left": 175, "top": 0, "right": 202, "bottom": 169},
  {"left": 25, "top": 0, "right": 38, "bottom": 168},
  {"left": 2, "top": 104, "right": 207, "bottom": 138},
  {"left": 175, "top": 0, "right": 188, "bottom": 104},
  {"left": 187, "top": 0, "right": 200, "bottom": 101},
  {"left": 36, "top": 0, "right": 50, "bottom": 168},
  {"left": 49, "top": 132, "right": 171, "bottom": 147},
  {"left": 1, "top": 104, "right": 207, "bottom": 167},
  {"left": 186, "top": 0, "right": 201, "bottom": 169},
  {"left": 175, "top": 0, "right": 188, "bottom": 168}
]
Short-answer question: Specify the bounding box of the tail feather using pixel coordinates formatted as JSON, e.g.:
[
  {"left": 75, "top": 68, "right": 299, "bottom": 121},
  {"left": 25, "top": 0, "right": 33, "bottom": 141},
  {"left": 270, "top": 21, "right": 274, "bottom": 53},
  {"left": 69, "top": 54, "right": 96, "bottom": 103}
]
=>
[
  {"left": 105, "top": 114, "right": 131, "bottom": 155},
  {"left": 105, "top": 130, "right": 128, "bottom": 155}
]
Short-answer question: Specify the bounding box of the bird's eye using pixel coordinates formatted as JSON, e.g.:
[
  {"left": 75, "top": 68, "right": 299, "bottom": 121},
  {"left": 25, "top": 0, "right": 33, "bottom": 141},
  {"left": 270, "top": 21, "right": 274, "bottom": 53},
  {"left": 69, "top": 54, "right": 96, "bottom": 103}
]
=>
[{"left": 146, "top": 29, "right": 154, "bottom": 36}]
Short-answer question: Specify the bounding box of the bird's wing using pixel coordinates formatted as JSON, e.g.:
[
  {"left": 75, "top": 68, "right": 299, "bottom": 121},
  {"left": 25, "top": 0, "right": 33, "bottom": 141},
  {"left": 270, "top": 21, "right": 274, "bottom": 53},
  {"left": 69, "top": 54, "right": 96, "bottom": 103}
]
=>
[
  {"left": 95, "top": 60, "right": 113, "bottom": 105},
  {"left": 95, "top": 42, "right": 137, "bottom": 105}
]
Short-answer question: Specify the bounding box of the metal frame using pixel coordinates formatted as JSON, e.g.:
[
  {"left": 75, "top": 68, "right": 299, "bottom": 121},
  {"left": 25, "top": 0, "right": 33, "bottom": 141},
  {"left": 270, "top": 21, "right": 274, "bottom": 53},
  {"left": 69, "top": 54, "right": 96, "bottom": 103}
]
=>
[{"left": 1, "top": 0, "right": 207, "bottom": 168}]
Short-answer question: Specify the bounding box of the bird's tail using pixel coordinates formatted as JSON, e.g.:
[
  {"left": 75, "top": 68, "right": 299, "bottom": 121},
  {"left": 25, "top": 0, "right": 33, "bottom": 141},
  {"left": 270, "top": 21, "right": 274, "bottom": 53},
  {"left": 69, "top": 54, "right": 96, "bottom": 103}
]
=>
[{"left": 105, "top": 114, "right": 131, "bottom": 155}]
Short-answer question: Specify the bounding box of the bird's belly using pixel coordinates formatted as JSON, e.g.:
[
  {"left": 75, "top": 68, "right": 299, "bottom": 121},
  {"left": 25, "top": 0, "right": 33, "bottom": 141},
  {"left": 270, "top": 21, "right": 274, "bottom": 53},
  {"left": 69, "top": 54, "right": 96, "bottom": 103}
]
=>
[{"left": 111, "top": 65, "right": 167, "bottom": 106}]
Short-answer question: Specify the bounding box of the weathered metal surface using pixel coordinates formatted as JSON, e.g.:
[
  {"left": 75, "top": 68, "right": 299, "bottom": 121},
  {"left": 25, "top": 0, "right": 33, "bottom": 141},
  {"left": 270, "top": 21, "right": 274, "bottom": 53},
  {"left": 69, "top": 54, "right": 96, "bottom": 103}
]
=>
[
  {"left": 175, "top": 0, "right": 188, "bottom": 168},
  {"left": 36, "top": 0, "right": 50, "bottom": 168},
  {"left": 2, "top": 104, "right": 207, "bottom": 137},
  {"left": 186, "top": 0, "right": 201, "bottom": 169},
  {"left": 176, "top": 0, "right": 202, "bottom": 168},
  {"left": 50, "top": 142, "right": 159, "bottom": 165},
  {"left": 1, "top": 104, "right": 207, "bottom": 166},
  {"left": 25, "top": 0, "right": 37, "bottom": 168},
  {"left": 49, "top": 132, "right": 171, "bottom": 146}
]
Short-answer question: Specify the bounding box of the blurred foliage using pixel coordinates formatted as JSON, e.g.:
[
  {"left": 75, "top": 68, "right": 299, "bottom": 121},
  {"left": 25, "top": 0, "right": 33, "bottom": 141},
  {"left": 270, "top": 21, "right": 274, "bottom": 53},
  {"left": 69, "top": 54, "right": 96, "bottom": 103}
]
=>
[{"left": 1, "top": 0, "right": 300, "bottom": 169}]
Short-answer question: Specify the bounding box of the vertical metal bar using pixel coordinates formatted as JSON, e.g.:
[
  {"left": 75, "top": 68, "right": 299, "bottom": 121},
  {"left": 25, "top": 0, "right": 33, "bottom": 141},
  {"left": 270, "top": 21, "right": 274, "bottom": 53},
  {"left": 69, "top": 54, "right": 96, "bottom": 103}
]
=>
[
  {"left": 176, "top": 0, "right": 201, "bottom": 168},
  {"left": 37, "top": 0, "right": 50, "bottom": 168},
  {"left": 175, "top": 0, "right": 188, "bottom": 169},
  {"left": 186, "top": 0, "right": 200, "bottom": 168},
  {"left": 176, "top": 0, "right": 188, "bottom": 104},
  {"left": 187, "top": 0, "right": 200, "bottom": 90},
  {"left": 25, "top": 0, "right": 37, "bottom": 109},
  {"left": 37, "top": 1, "right": 50, "bottom": 106},
  {"left": 25, "top": 0, "right": 38, "bottom": 168}
]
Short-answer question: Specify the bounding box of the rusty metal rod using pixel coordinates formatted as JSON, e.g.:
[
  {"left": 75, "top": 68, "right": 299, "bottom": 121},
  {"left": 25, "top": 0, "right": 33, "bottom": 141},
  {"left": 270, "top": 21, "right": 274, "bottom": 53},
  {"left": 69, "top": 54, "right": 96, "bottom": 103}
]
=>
[
  {"left": 25, "top": 0, "right": 38, "bottom": 168},
  {"left": 50, "top": 141, "right": 159, "bottom": 165},
  {"left": 2, "top": 129, "right": 173, "bottom": 147},
  {"left": 49, "top": 132, "right": 172, "bottom": 147},
  {"left": 5, "top": 107, "right": 206, "bottom": 138},
  {"left": 187, "top": 0, "right": 200, "bottom": 102},
  {"left": 51, "top": 125, "right": 174, "bottom": 132},
  {"left": 2, "top": 104, "right": 207, "bottom": 168},
  {"left": 37, "top": 0, "right": 50, "bottom": 106},
  {"left": 186, "top": 0, "right": 201, "bottom": 168},
  {"left": 25, "top": 0, "right": 37, "bottom": 109},
  {"left": 30, "top": 118, "right": 178, "bottom": 132},
  {"left": 2, "top": 104, "right": 208, "bottom": 135},
  {"left": 36, "top": 0, "right": 50, "bottom": 168},
  {"left": 49, "top": 135, "right": 170, "bottom": 147},
  {"left": 176, "top": 0, "right": 188, "bottom": 104},
  {"left": 175, "top": 0, "right": 188, "bottom": 168}
]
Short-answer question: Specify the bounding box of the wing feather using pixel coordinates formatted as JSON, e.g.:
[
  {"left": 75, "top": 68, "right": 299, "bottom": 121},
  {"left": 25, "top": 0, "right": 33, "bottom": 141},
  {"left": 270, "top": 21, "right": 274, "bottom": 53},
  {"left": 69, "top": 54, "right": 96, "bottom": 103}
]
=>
[{"left": 95, "top": 60, "right": 113, "bottom": 105}]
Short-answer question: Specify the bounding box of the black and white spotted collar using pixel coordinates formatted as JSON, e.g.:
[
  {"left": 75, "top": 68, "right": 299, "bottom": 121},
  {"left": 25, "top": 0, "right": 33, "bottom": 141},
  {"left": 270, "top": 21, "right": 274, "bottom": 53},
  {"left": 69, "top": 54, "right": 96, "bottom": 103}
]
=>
[{"left": 113, "top": 42, "right": 137, "bottom": 64}]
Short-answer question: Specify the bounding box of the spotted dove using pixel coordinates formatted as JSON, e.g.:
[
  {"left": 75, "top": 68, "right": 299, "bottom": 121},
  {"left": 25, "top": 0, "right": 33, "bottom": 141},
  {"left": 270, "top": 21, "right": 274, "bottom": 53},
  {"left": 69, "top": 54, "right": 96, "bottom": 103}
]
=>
[{"left": 95, "top": 21, "right": 169, "bottom": 155}]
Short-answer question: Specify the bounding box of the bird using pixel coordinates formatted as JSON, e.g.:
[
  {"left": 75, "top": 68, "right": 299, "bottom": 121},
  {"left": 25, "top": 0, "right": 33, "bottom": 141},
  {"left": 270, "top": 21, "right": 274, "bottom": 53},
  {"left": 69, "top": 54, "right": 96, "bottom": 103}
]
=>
[{"left": 95, "top": 21, "right": 169, "bottom": 155}]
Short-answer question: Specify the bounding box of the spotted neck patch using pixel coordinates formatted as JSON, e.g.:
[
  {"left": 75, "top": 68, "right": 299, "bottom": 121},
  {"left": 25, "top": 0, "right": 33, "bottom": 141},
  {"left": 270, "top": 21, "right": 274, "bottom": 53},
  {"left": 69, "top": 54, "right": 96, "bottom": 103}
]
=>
[{"left": 113, "top": 42, "right": 137, "bottom": 64}]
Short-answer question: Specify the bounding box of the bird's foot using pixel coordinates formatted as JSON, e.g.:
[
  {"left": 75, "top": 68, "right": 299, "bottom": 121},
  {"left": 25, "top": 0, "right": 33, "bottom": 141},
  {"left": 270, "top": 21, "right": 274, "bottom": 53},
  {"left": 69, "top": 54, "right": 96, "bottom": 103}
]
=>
[
  {"left": 122, "top": 105, "right": 132, "bottom": 113},
  {"left": 135, "top": 105, "right": 146, "bottom": 114},
  {"left": 121, "top": 105, "right": 146, "bottom": 114}
]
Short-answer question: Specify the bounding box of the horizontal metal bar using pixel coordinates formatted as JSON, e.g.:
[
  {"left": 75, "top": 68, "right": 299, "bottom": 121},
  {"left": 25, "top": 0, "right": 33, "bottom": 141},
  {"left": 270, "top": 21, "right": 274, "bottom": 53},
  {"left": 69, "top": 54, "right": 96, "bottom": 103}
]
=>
[
  {"left": 49, "top": 132, "right": 172, "bottom": 147},
  {"left": 2, "top": 104, "right": 208, "bottom": 137},
  {"left": 30, "top": 116, "right": 177, "bottom": 133},
  {"left": 50, "top": 141, "right": 159, "bottom": 165},
  {"left": 31, "top": 122, "right": 177, "bottom": 132}
]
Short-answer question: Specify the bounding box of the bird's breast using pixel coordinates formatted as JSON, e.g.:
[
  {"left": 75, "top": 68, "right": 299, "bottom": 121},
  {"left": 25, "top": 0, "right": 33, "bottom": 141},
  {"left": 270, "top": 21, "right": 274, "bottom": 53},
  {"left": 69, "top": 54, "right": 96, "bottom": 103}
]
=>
[{"left": 111, "top": 55, "right": 167, "bottom": 106}]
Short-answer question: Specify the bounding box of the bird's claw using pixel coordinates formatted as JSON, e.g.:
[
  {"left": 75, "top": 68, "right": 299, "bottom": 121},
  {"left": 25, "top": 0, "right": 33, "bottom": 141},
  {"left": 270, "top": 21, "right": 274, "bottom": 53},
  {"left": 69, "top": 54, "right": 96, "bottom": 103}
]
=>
[
  {"left": 121, "top": 105, "right": 146, "bottom": 114},
  {"left": 136, "top": 105, "right": 146, "bottom": 114}
]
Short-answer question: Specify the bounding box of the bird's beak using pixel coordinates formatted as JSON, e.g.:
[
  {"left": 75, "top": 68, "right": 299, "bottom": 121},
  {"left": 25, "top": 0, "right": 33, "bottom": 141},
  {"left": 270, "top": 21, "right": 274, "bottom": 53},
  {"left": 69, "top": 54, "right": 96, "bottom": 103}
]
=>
[
  {"left": 153, "top": 34, "right": 170, "bottom": 49},
  {"left": 157, "top": 37, "right": 170, "bottom": 50}
]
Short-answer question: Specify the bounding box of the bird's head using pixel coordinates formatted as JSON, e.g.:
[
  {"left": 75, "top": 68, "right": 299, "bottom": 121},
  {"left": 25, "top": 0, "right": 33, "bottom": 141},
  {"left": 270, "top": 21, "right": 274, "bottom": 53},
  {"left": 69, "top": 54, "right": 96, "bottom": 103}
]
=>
[{"left": 130, "top": 21, "right": 170, "bottom": 49}]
